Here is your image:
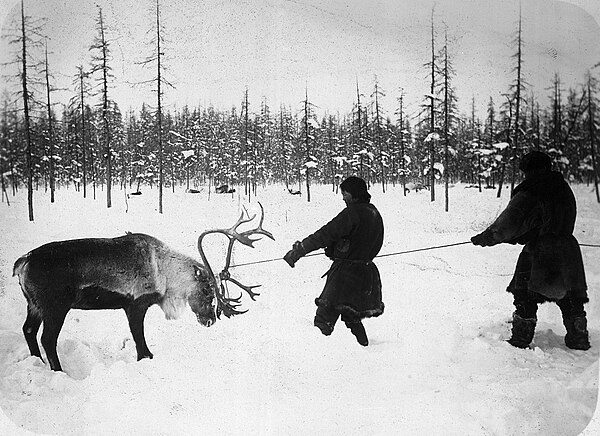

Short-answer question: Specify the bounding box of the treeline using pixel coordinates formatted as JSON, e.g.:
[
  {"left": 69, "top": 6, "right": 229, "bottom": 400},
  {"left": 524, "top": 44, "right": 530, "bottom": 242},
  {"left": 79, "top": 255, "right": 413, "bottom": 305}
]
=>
[{"left": 2, "top": 77, "right": 599, "bottom": 200}]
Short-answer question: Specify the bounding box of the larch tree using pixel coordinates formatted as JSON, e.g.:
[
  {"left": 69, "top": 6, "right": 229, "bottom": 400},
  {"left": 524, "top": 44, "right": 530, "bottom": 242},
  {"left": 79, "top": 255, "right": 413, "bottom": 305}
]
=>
[
  {"left": 20, "top": 0, "right": 36, "bottom": 220},
  {"left": 4, "top": 0, "right": 45, "bottom": 220},
  {"left": 138, "top": 0, "right": 174, "bottom": 213},
  {"left": 0, "top": 94, "right": 13, "bottom": 204},
  {"left": 509, "top": 5, "right": 526, "bottom": 192},
  {"left": 70, "top": 65, "right": 92, "bottom": 198},
  {"left": 439, "top": 29, "right": 457, "bottom": 212},
  {"left": 395, "top": 89, "right": 408, "bottom": 196},
  {"left": 89, "top": 5, "right": 114, "bottom": 208},
  {"left": 354, "top": 79, "right": 366, "bottom": 178},
  {"left": 300, "top": 87, "right": 318, "bottom": 202},
  {"left": 585, "top": 72, "right": 600, "bottom": 202},
  {"left": 496, "top": 94, "right": 513, "bottom": 198},
  {"left": 427, "top": 7, "right": 438, "bottom": 202},
  {"left": 371, "top": 78, "right": 386, "bottom": 192},
  {"left": 43, "top": 40, "right": 56, "bottom": 203},
  {"left": 241, "top": 88, "right": 252, "bottom": 199},
  {"left": 549, "top": 73, "right": 564, "bottom": 153}
]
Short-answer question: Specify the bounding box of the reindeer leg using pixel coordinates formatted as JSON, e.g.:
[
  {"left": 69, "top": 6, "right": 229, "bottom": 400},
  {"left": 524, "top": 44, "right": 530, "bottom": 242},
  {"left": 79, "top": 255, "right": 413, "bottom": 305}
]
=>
[
  {"left": 124, "top": 300, "right": 153, "bottom": 361},
  {"left": 40, "top": 307, "right": 70, "bottom": 372},
  {"left": 22, "top": 304, "right": 43, "bottom": 360}
]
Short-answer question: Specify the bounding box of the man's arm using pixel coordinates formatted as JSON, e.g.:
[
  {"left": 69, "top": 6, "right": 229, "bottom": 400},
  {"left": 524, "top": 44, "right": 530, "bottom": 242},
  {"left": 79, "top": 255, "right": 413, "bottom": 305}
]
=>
[
  {"left": 472, "top": 191, "right": 539, "bottom": 246},
  {"left": 284, "top": 209, "right": 355, "bottom": 267}
]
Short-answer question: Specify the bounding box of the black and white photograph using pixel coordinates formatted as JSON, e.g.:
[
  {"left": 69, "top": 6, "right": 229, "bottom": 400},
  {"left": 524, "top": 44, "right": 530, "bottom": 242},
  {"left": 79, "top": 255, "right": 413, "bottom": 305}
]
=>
[{"left": 0, "top": 0, "right": 599, "bottom": 434}]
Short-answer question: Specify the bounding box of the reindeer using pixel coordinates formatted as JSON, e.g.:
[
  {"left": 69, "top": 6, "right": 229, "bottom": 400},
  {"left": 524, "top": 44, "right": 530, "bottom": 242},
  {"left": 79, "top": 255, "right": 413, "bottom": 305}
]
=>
[{"left": 12, "top": 205, "right": 274, "bottom": 371}]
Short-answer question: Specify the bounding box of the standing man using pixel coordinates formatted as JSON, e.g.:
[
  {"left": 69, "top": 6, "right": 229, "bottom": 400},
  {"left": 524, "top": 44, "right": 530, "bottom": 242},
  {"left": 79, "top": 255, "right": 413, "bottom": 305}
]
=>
[
  {"left": 283, "top": 176, "right": 384, "bottom": 346},
  {"left": 471, "top": 151, "right": 590, "bottom": 350}
]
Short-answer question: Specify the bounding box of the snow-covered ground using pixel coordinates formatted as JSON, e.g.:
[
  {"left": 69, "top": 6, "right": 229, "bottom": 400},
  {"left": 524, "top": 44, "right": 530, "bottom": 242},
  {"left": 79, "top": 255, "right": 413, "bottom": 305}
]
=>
[{"left": 0, "top": 182, "right": 598, "bottom": 435}]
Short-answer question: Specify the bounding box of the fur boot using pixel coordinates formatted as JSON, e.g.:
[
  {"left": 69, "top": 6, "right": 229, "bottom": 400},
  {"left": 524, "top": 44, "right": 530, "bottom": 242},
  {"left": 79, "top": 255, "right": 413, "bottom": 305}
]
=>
[
  {"left": 507, "top": 313, "right": 536, "bottom": 349},
  {"left": 564, "top": 316, "right": 591, "bottom": 350},
  {"left": 345, "top": 321, "right": 368, "bottom": 346}
]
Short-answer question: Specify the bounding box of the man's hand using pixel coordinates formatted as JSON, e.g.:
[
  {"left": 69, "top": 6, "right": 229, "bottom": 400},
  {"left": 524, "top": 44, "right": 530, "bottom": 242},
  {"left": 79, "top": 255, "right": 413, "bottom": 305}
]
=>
[
  {"left": 284, "top": 241, "right": 305, "bottom": 267},
  {"left": 471, "top": 229, "right": 495, "bottom": 247}
]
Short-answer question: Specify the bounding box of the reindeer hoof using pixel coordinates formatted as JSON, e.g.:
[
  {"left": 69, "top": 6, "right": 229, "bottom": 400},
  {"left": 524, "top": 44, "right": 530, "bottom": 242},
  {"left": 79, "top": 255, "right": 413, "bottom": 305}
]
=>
[{"left": 137, "top": 352, "right": 153, "bottom": 361}]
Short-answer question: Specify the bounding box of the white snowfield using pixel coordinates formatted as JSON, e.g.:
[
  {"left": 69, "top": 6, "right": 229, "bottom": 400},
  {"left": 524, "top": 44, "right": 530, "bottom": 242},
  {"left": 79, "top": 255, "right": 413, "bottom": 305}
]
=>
[{"left": 0, "top": 183, "right": 598, "bottom": 435}]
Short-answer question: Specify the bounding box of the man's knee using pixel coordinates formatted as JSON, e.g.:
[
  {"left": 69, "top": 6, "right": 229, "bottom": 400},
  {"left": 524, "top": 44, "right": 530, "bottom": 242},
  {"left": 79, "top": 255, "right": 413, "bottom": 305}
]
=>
[{"left": 314, "top": 305, "right": 339, "bottom": 336}]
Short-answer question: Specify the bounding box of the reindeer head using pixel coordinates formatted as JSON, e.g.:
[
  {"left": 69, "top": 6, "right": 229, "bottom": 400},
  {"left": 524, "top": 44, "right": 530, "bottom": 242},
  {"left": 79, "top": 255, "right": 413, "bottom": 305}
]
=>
[
  {"left": 187, "top": 265, "right": 218, "bottom": 327},
  {"left": 197, "top": 202, "right": 274, "bottom": 320}
]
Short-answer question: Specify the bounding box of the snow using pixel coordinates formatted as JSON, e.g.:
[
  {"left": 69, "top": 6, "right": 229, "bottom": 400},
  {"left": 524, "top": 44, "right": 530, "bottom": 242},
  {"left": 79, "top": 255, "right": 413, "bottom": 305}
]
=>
[{"left": 0, "top": 182, "right": 598, "bottom": 435}]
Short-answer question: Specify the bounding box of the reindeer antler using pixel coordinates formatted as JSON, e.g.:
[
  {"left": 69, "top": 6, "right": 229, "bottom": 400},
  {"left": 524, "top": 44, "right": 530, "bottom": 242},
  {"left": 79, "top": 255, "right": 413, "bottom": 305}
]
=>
[{"left": 197, "top": 202, "right": 275, "bottom": 318}]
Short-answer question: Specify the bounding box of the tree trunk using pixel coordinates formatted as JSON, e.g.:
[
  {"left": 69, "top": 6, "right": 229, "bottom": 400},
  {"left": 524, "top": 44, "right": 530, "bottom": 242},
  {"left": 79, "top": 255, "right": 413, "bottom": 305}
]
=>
[{"left": 20, "top": 0, "right": 34, "bottom": 221}]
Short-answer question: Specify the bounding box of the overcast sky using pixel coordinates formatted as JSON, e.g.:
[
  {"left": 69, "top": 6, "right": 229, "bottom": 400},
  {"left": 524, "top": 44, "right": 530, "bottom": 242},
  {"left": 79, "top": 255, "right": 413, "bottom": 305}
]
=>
[{"left": 1, "top": 0, "right": 600, "bottom": 121}]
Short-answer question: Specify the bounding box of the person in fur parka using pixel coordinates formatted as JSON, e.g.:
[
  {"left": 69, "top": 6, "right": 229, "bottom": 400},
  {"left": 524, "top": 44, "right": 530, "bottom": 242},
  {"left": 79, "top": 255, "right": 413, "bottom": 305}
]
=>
[
  {"left": 283, "top": 176, "right": 384, "bottom": 346},
  {"left": 471, "top": 151, "right": 590, "bottom": 350}
]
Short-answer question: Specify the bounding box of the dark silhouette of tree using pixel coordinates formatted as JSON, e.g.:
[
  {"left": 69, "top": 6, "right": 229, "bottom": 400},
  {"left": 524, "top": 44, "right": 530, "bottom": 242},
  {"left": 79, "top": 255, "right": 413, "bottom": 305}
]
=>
[
  {"left": 4, "top": 0, "right": 46, "bottom": 220},
  {"left": 496, "top": 94, "right": 513, "bottom": 198},
  {"left": 395, "top": 89, "right": 408, "bottom": 196},
  {"left": 43, "top": 40, "right": 56, "bottom": 203},
  {"left": 427, "top": 6, "right": 437, "bottom": 202},
  {"left": 0, "top": 95, "right": 14, "bottom": 203},
  {"left": 138, "top": 0, "right": 174, "bottom": 212},
  {"left": 371, "top": 78, "right": 386, "bottom": 192},
  {"left": 509, "top": 5, "right": 526, "bottom": 192},
  {"left": 549, "top": 73, "right": 563, "bottom": 152},
  {"left": 300, "top": 87, "right": 318, "bottom": 202},
  {"left": 353, "top": 79, "right": 367, "bottom": 178},
  {"left": 439, "top": 28, "right": 457, "bottom": 212},
  {"left": 70, "top": 65, "right": 92, "bottom": 197},
  {"left": 241, "top": 87, "right": 252, "bottom": 199},
  {"left": 585, "top": 72, "right": 600, "bottom": 202},
  {"left": 89, "top": 5, "right": 114, "bottom": 208}
]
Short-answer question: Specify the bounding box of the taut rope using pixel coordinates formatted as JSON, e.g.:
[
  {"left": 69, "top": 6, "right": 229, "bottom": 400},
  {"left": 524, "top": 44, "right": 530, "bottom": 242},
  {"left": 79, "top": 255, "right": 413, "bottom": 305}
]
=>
[
  {"left": 229, "top": 240, "right": 600, "bottom": 269},
  {"left": 230, "top": 241, "right": 472, "bottom": 268}
]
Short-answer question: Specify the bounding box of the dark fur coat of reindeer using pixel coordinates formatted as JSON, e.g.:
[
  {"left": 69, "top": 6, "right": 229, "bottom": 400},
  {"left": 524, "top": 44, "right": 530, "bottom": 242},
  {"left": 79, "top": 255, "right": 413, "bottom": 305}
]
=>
[{"left": 13, "top": 205, "right": 273, "bottom": 371}]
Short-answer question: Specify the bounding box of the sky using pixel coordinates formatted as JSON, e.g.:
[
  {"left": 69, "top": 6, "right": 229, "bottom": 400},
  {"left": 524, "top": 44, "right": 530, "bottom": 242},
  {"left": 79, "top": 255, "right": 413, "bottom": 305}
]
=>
[{"left": 1, "top": 0, "right": 600, "bottom": 121}]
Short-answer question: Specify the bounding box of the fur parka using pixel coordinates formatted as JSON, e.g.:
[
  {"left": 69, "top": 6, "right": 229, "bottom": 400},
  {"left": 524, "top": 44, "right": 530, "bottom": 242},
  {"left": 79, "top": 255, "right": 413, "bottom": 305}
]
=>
[
  {"left": 299, "top": 200, "right": 385, "bottom": 319},
  {"left": 483, "top": 171, "right": 587, "bottom": 301}
]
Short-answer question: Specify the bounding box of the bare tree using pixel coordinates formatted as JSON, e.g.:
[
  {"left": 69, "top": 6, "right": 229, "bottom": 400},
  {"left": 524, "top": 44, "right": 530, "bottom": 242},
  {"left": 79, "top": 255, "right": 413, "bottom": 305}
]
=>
[
  {"left": 70, "top": 66, "right": 92, "bottom": 198},
  {"left": 300, "top": 87, "right": 318, "bottom": 202},
  {"left": 354, "top": 79, "right": 366, "bottom": 178},
  {"left": 242, "top": 87, "right": 251, "bottom": 199},
  {"left": 43, "top": 40, "right": 56, "bottom": 203},
  {"left": 4, "top": 0, "right": 45, "bottom": 220},
  {"left": 586, "top": 72, "right": 600, "bottom": 202},
  {"left": 549, "top": 73, "right": 563, "bottom": 151},
  {"left": 485, "top": 96, "right": 498, "bottom": 188},
  {"left": 439, "top": 29, "right": 457, "bottom": 212},
  {"left": 497, "top": 94, "right": 513, "bottom": 198},
  {"left": 154, "top": 0, "right": 165, "bottom": 213},
  {"left": 138, "top": 0, "right": 175, "bottom": 213},
  {"left": 372, "top": 79, "right": 386, "bottom": 192},
  {"left": 509, "top": 5, "right": 526, "bottom": 192},
  {"left": 427, "top": 7, "right": 437, "bottom": 201},
  {"left": 396, "top": 89, "right": 408, "bottom": 196},
  {"left": 89, "top": 6, "right": 114, "bottom": 208},
  {"left": 1, "top": 96, "right": 12, "bottom": 204}
]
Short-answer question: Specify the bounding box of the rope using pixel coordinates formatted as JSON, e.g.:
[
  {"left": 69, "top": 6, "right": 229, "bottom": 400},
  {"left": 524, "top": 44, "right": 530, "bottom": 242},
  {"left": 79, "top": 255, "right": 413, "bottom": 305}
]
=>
[
  {"left": 229, "top": 240, "right": 600, "bottom": 269},
  {"left": 230, "top": 251, "right": 322, "bottom": 268},
  {"left": 229, "top": 240, "right": 471, "bottom": 268},
  {"left": 375, "top": 241, "right": 471, "bottom": 258}
]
